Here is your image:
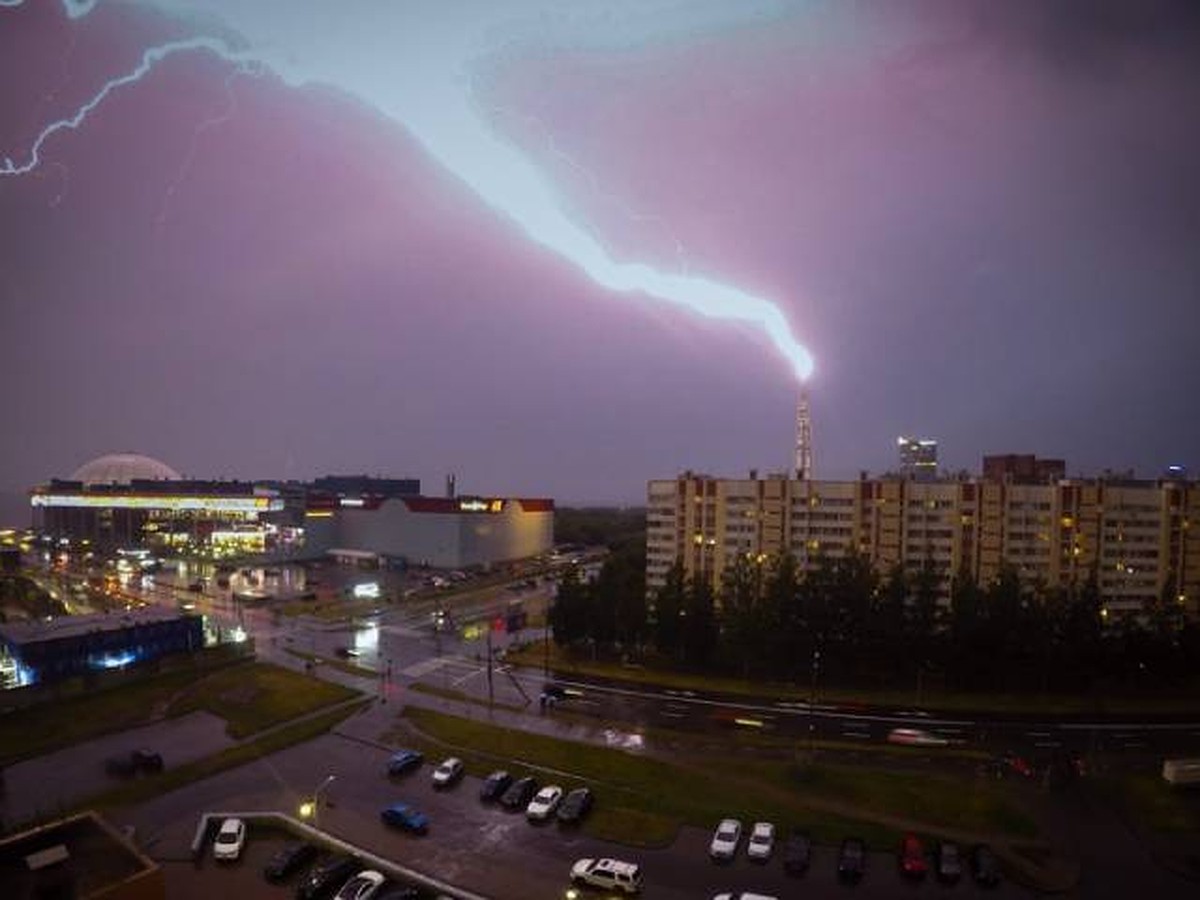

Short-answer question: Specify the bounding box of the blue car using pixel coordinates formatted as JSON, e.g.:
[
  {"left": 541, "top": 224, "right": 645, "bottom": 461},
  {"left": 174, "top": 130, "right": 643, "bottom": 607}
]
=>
[
  {"left": 381, "top": 803, "right": 429, "bottom": 835},
  {"left": 386, "top": 749, "right": 423, "bottom": 776}
]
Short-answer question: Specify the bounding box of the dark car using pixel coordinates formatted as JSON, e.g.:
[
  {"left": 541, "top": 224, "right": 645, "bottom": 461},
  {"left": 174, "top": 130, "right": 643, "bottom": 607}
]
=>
[
  {"left": 556, "top": 787, "right": 594, "bottom": 824},
  {"left": 386, "top": 749, "right": 423, "bottom": 776},
  {"left": 375, "top": 890, "right": 419, "bottom": 900},
  {"left": 480, "top": 770, "right": 512, "bottom": 802},
  {"left": 783, "top": 829, "right": 812, "bottom": 875},
  {"left": 838, "top": 837, "right": 866, "bottom": 882},
  {"left": 542, "top": 682, "right": 568, "bottom": 701},
  {"left": 499, "top": 776, "right": 537, "bottom": 810},
  {"left": 899, "top": 833, "right": 928, "bottom": 879},
  {"left": 105, "top": 749, "right": 163, "bottom": 777},
  {"left": 263, "top": 842, "right": 318, "bottom": 883},
  {"left": 296, "top": 855, "right": 360, "bottom": 900},
  {"left": 132, "top": 749, "right": 163, "bottom": 772},
  {"left": 971, "top": 844, "right": 1001, "bottom": 887},
  {"left": 936, "top": 841, "right": 963, "bottom": 883}
]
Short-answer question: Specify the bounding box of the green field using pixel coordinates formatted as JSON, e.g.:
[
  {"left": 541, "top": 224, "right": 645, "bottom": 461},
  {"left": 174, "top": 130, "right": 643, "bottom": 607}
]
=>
[
  {"left": 399, "top": 706, "right": 1034, "bottom": 848},
  {"left": 166, "top": 662, "right": 360, "bottom": 738},
  {"left": 0, "top": 661, "right": 361, "bottom": 764}
]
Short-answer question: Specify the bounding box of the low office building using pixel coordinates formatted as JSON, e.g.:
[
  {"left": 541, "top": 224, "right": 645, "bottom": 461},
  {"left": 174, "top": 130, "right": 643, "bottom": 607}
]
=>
[{"left": 0, "top": 607, "right": 203, "bottom": 687}]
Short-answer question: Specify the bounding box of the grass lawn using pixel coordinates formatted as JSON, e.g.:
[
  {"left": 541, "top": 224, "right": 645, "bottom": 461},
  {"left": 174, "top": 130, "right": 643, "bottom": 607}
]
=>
[
  {"left": 0, "top": 669, "right": 200, "bottom": 765},
  {"left": 85, "top": 699, "right": 369, "bottom": 812},
  {"left": 400, "top": 706, "right": 1033, "bottom": 849},
  {"left": 1099, "top": 774, "right": 1200, "bottom": 834},
  {"left": 506, "top": 643, "right": 1200, "bottom": 716},
  {"left": 166, "top": 662, "right": 360, "bottom": 738}
]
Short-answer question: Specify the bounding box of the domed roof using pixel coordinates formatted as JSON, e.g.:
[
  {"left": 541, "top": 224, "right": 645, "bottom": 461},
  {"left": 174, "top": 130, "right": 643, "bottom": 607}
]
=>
[{"left": 71, "top": 453, "right": 181, "bottom": 486}]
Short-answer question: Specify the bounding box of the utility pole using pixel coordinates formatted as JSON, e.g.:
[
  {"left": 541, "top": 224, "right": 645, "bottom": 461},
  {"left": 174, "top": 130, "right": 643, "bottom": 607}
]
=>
[{"left": 486, "top": 619, "right": 494, "bottom": 707}]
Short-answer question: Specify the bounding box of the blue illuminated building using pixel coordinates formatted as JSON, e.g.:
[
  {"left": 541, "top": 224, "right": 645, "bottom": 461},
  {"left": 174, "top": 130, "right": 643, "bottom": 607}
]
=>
[{"left": 0, "top": 608, "right": 202, "bottom": 686}]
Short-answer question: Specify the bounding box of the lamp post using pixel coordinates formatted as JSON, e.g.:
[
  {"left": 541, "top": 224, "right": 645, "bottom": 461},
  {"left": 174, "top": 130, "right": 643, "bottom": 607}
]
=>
[
  {"left": 299, "top": 774, "right": 336, "bottom": 828},
  {"left": 808, "top": 646, "right": 821, "bottom": 759}
]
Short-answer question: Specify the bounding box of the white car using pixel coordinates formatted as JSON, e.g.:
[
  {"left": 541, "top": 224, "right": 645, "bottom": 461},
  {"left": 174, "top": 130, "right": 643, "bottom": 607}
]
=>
[
  {"left": 526, "top": 784, "right": 563, "bottom": 820},
  {"left": 709, "top": 818, "right": 742, "bottom": 860},
  {"left": 887, "top": 727, "right": 949, "bottom": 747},
  {"left": 713, "top": 893, "right": 779, "bottom": 900},
  {"left": 746, "top": 821, "right": 775, "bottom": 860},
  {"left": 212, "top": 817, "right": 246, "bottom": 861},
  {"left": 333, "top": 870, "right": 385, "bottom": 900},
  {"left": 570, "top": 858, "right": 643, "bottom": 894},
  {"left": 431, "top": 756, "right": 464, "bottom": 788}
]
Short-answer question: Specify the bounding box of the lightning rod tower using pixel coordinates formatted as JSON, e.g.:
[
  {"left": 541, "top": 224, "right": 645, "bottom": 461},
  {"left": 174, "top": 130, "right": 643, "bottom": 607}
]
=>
[{"left": 795, "top": 386, "right": 813, "bottom": 480}]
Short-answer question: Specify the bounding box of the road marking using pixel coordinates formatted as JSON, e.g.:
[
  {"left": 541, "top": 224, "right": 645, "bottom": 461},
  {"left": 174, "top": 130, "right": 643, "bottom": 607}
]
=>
[
  {"left": 842, "top": 731, "right": 872, "bottom": 740},
  {"left": 1026, "top": 731, "right": 1051, "bottom": 738},
  {"left": 661, "top": 711, "right": 688, "bottom": 719},
  {"left": 1034, "top": 741, "right": 1062, "bottom": 748}
]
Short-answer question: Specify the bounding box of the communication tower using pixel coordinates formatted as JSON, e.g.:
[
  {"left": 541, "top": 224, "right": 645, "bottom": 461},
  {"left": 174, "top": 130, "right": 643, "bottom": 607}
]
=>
[{"left": 795, "top": 388, "right": 813, "bottom": 480}]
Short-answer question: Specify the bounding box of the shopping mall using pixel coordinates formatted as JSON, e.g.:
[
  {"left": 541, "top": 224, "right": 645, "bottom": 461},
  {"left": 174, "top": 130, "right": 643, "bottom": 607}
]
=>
[{"left": 29, "top": 452, "right": 554, "bottom": 568}]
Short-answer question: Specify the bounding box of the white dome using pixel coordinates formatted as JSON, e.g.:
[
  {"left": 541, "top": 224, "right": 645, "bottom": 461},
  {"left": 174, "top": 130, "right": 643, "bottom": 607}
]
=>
[{"left": 71, "top": 453, "right": 181, "bottom": 486}]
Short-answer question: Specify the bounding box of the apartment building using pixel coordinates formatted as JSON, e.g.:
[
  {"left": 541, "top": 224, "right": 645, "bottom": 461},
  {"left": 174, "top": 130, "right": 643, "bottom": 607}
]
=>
[{"left": 646, "top": 471, "right": 1198, "bottom": 618}]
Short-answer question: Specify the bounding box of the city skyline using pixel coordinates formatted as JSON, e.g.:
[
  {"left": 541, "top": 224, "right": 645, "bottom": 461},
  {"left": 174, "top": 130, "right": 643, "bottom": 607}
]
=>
[{"left": 2, "top": 0, "right": 1199, "bottom": 520}]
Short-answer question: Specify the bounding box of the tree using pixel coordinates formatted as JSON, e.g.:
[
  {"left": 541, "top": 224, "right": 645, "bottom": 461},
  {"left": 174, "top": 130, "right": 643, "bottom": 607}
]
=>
[
  {"left": 682, "top": 575, "right": 718, "bottom": 670},
  {"left": 720, "top": 554, "right": 765, "bottom": 678},
  {"left": 652, "top": 560, "right": 686, "bottom": 658},
  {"left": 549, "top": 565, "right": 588, "bottom": 646}
]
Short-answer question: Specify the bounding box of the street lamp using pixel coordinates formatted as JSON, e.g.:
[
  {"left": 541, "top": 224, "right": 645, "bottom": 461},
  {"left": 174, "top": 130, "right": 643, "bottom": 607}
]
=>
[
  {"left": 808, "top": 646, "right": 821, "bottom": 758},
  {"left": 299, "top": 774, "right": 336, "bottom": 828}
]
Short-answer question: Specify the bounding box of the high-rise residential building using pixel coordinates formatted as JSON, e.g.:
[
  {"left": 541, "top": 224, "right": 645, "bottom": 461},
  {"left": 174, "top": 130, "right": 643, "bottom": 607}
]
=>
[
  {"left": 646, "top": 470, "right": 1199, "bottom": 619},
  {"left": 898, "top": 436, "right": 938, "bottom": 481}
]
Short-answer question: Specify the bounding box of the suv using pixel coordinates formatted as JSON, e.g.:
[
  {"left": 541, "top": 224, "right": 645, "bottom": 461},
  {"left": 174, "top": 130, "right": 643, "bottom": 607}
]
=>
[{"left": 570, "top": 858, "right": 642, "bottom": 894}]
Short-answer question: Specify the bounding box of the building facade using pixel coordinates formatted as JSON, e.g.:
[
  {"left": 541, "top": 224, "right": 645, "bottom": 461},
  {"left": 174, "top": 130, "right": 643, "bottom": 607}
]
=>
[{"left": 647, "top": 471, "right": 1199, "bottom": 618}]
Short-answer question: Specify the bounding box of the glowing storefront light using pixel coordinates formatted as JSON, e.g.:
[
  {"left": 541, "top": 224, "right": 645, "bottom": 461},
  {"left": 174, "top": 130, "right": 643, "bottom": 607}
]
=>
[{"left": 32, "top": 493, "right": 282, "bottom": 512}]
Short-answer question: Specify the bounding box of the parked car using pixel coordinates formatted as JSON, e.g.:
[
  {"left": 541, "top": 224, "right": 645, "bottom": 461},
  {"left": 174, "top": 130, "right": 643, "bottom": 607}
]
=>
[
  {"left": 556, "top": 787, "right": 594, "bottom": 824},
  {"left": 899, "top": 833, "right": 928, "bottom": 878},
  {"left": 971, "top": 843, "right": 1002, "bottom": 886},
  {"left": 375, "top": 890, "right": 419, "bottom": 900},
  {"left": 297, "top": 855, "right": 361, "bottom": 900},
  {"left": 499, "top": 776, "right": 538, "bottom": 810},
  {"left": 386, "top": 749, "right": 423, "bottom": 776},
  {"left": 263, "top": 842, "right": 318, "bottom": 882},
  {"left": 782, "top": 830, "right": 811, "bottom": 875},
  {"left": 937, "top": 841, "right": 963, "bottom": 883},
  {"left": 837, "top": 838, "right": 866, "bottom": 882},
  {"left": 131, "top": 748, "right": 164, "bottom": 772},
  {"left": 380, "top": 803, "right": 428, "bottom": 835},
  {"left": 569, "top": 858, "right": 643, "bottom": 894},
  {"left": 212, "top": 817, "right": 246, "bottom": 862},
  {"left": 709, "top": 818, "right": 742, "bottom": 860},
  {"left": 712, "top": 893, "right": 779, "bottom": 900},
  {"left": 745, "top": 822, "right": 774, "bottom": 860},
  {"left": 105, "top": 749, "right": 163, "bottom": 777},
  {"left": 526, "top": 785, "right": 564, "bottom": 820},
  {"left": 431, "top": 757, "right": 464, "bottom": 788},
  {"left": 480, "top": 770, "right": 512, "bottom": 803},
  {"left": 333, "top": 869, "right": 385, "bottom": 900}
]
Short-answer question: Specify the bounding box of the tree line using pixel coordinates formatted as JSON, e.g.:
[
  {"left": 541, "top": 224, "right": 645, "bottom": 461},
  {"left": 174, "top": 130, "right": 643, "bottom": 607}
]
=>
[{"left": 549, "top": 549, "right": 1200, "bottom": 696}]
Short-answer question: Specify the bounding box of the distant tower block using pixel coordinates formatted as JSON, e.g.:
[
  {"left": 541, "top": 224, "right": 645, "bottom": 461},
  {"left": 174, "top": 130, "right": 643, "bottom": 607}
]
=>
[{"left": 795, "top": 388, "right": 813, "bottom": 480}]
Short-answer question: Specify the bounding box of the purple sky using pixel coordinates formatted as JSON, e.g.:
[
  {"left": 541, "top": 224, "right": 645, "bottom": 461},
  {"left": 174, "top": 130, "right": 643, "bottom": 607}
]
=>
[{"left": 1, "top": 1, "right": 1198, "bottom": 520}]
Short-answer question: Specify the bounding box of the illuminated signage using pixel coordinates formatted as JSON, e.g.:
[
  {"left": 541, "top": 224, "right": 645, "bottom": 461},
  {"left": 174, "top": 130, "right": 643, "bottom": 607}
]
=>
[
  {"left": 30, "top": 493, "right": 283, "bottom": 513},
  {"left": 458, "top": 499, "right": 504, "bottom": 513}
]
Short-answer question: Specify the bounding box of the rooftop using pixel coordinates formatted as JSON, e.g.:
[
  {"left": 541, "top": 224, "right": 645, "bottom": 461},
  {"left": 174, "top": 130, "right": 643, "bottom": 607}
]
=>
[{"left": 0, "top": 606, "right": 193, "bottom": 646}]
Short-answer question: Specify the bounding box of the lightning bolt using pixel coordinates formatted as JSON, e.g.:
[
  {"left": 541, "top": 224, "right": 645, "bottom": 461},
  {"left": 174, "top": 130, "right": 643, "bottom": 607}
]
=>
[{"left": 2, "top": 0, "right": 815, "bottom": 382}]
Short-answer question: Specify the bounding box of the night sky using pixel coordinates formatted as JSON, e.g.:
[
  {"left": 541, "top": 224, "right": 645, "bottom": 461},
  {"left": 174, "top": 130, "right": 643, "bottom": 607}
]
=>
[{"left": 2, "top": 0, "right": 1198, "bottom": 521}]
